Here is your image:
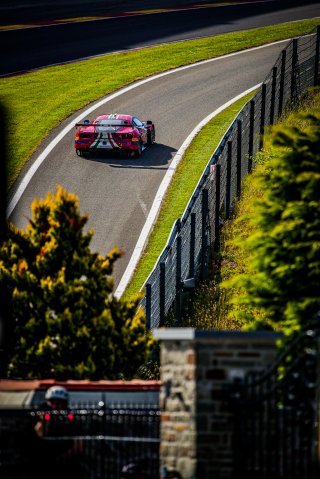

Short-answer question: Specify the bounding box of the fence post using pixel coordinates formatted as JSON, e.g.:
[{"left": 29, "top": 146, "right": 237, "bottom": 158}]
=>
[
  {"left": 259, "top": 83, "right": 266, "bottom": 150},
  {"left": 270, "top": 66, "right": 277, "bottom": 125},
  {"left": 189, "top": 212, "right": 196, "bottom": 279},
  {"left": 248, "top": 100, "right": 255, "bottom": 173},
  {"left": 0, "top": 105, "right": 8, "bottom": 377},
  {"left": 314, "top": 25, "right": 320, "bottom": 86},
  {"left": 0, "top": 106, "right": 6, "bottom": 245},
  {"left": 226, "top": 141, "right": 232, "bottom": 219},
  {"left": 175, "top": 220, "right": 182, "bottom": 326},
  {"left": 278, "top": 49, "right": 286, "bottom": 118},
  {"left": 146, "top": 283, "right": 152, "bottom": 330},
  {"left": 214, "top": 164, "right": 221, "bottom": 253},
  {"left": 237, "top": 119, "right": 242, "bottom": 198},
  {"left": 291, "top": 38, "right": 298, "bottom": 105},
  {"left": 200, "top": 189, "right": 209, "bottom": 280},
  {"left": 159, "top": 262, "right": 166, "bottom": 326}
]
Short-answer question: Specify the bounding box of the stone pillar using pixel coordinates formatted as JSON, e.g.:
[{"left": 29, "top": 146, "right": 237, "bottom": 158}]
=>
[
  {"left": 153, "top": 328, "right": 282, "bottom": 479},
  {"left": 157, "top": 329, "right": 197, "bottom": 479}
]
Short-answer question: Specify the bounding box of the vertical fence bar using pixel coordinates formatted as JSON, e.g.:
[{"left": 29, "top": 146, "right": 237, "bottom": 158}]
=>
[
  {"left": 0, "top": 106, "right": 6, "bottom": 245},
  {"left": 248, "top": 100, "right": 255, "bottom": 173},
  {"left": 175, "top": 219, "right": 182, "bottom": 325},
  {"left": 145, "top": 283, "right": 152, "bottom": 330},
  {"left": 314, "top": 26, "right": 320, "bottom": 86},
  {"left": 237, "top": 119, "right": 242, "bottom": 198},
  {"left": 282, "top": 405, "right": 288, "bottom": 477},
  {"left": 226, "top": 141, "right": 232, "bottom": 218},
  {"left": 214, "top": 164, "right": 221, "bottom": 252},
  {"left": 200, "top": 189, "right": 209, "bottom": 280},
  {"left": 278, "top": 49, "right": 286, "bottom": 118},
  {"left": 247, "top": 376, "right": 254, "bottom": 472},
  {"left": 159, "top": 262, "right": 166, "bottom": 326},
  {"left": 265, "top": 376, "right": 272, "bottom": 479},
  {"left": 0, "top": 106, "right": 7, "bottom": 377},
  {"left": 270, "top": 66, "right": 277, "bottom": 125},
  {"left": 291, "top": 38, "right": 298, "bottom": 105},
  {"left": 312, "top": 344, "right": 320, "bottom": 479},
  {"left": 258, "top": 378, "right": 264, "bottom": 475},
  {"left": 189, "top": 212, "right": 196, "bottom": 279},
  {"left": 275, "top": 397, "right": 281, "bottom": 479},
  {"left": 259, "top": 83, "right": 266, "bottom": 150},
  {"left": 99, "top": 438, "right": 104, "bottom": 479},
  {"left": 290, "top": 408, "right": 296, "bottom": 478}
]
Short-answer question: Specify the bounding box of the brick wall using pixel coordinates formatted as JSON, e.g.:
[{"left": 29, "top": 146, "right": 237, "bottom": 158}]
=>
[{"left": 153, "top": 328, "right": 283, "bottom": 479}]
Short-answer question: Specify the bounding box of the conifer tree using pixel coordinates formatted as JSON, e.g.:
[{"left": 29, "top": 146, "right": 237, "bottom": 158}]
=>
[
  {"left": 228, "top": 113, "right": 320, "bottom": 335},
  {"left": 0, "top": 186, "right": 153, "bottom": 379}
]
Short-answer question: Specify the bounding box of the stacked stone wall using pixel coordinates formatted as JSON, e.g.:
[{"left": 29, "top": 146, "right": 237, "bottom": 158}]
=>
[
  {"left": 154, "top": 329, "right": 282, "bottom": 479},
  {"left": 160, "top": 338, "right": 197, "bottom": 479}
]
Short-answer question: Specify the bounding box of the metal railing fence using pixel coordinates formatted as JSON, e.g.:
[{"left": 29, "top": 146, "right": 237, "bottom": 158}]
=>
[
  {"left": 0, "top": 404, "right": 160, "bottom": 479},
  {"left": 229, "top": 327, "right": 320, "bottom": 478},
  {"left": 140, "top": 26, "right": 320, "bottom": 330}
]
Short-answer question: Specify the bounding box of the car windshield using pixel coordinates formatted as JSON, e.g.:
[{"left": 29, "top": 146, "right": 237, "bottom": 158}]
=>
[{"left": 94, "top": 119, "right": 131, "bottom": 126}]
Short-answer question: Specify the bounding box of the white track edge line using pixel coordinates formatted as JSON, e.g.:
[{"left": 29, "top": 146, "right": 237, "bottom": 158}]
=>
[
  {"left": 114, "top": 82, "right": 261, "bottom": 298},
  {"left": 7, "top": 38, "right": 289, "bottom": 218}
]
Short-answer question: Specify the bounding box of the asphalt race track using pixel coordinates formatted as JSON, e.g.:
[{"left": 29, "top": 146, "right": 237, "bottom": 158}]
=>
[{"left": 5, "top": 1, "right": 320, "bottom": 287}]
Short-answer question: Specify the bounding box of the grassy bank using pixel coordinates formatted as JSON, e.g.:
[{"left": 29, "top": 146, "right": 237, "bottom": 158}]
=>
[{"left": 1, "top": 18, "right": 320, "bottom": 190}]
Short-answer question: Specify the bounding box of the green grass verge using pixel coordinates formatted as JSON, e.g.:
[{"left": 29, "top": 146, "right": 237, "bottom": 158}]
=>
[
  {"left": 123, "top": 90, "right": 255, "bottom": 299},
  {"left": 1, "top": 18, "right": 320, "bottom": 190}
]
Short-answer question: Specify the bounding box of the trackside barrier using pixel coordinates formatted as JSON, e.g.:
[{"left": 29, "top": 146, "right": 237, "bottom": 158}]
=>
[{"left": 140, "top": 27, "right": 320, "bottom": 330}]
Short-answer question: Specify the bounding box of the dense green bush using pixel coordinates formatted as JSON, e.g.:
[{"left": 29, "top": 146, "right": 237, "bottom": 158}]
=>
[{"left": 223, "top": 95, "right": 320, "bottom": 335}]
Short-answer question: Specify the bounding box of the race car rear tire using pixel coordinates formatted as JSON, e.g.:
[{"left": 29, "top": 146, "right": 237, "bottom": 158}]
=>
[
  {"left": 135, "top": 140, "right": 143, "bottom": 158},
  {"left": 147, "top": 128, "right": 155, "bottom": 146},
  {"left": 76, "top": 149, "right": 90, "bottom": 157}
]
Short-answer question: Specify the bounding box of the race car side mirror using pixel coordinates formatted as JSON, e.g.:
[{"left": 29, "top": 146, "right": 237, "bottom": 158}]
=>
[{"left": 75, "top": 119, "right": 90, "bottom": 127}]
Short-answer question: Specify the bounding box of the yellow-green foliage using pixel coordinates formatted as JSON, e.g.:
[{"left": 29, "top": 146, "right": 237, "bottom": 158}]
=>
[
  {"left": 0, "top": 186, "right": 154, "bottom": 379},
  {"left": 221, "top": 88, "right": 320, "bottom": 333},
  {"left": 218, "top": 161, "right": 271, "bottom": 329}
]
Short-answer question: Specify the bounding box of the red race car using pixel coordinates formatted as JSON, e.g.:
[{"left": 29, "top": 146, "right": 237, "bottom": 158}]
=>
[{"left": 75, "top": 113, "right": 155, "bottom": 157}]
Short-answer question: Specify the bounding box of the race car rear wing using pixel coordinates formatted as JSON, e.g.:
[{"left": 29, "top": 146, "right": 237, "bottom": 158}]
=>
[{"left": 75, "top": 123, "right": 134, "bottom": 128}]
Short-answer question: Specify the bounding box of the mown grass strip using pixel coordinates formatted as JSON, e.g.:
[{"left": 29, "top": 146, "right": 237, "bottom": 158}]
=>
[
  {"left": 1, "top": 18, "right": 320, "bottom": 190},
  {"left": 123, "top": 90, "right": 255, "bottom": 299}
]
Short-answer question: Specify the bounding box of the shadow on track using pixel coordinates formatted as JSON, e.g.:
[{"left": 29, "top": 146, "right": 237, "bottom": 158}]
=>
[
  {"left": 76, "top": 143, "right": 177, "bottom": 170},
  {"left": 3, "top": 0, "right": 317, "bottom": 75}
]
